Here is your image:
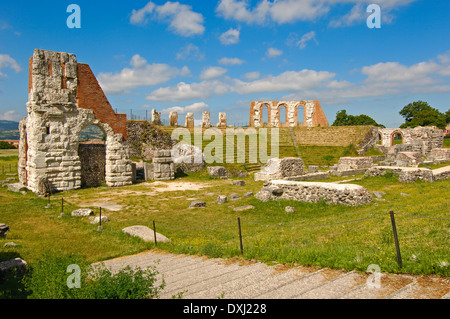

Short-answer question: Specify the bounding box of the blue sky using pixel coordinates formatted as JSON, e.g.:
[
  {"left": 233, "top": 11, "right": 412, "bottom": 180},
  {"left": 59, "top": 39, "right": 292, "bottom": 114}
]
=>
[{"left": 0, "top": 0, "right": 449, "bottom": 128}]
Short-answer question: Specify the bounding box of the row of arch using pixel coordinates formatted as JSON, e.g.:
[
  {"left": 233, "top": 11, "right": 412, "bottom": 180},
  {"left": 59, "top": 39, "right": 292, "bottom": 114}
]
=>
[
  {"left": 378, "top": 131, "right": 404, "bottom": 146},
  {"left": 258, "top": 103, "right": 305, "bottom": 127}
]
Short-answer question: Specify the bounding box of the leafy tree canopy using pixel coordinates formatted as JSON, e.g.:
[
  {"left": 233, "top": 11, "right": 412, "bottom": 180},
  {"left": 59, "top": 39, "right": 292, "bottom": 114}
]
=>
[
  {"left": 399, "top": 100, "right": 448, "bottom": 129},
  {"left": 332, "top": 110, "right": 385, "bottom": 127}
]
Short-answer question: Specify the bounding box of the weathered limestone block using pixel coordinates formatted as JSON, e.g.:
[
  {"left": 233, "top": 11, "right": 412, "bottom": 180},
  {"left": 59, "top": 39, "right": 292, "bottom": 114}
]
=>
[
  {"left": 169, "top": 111, "right": 178, "bottom": 126},
  {"left": 207, "top": 166, "right": 227, "bottom": 178},
  {"left": 337, "top": 157, "right": 373, "bottom": 171},
  {"left": 396, "top": 151, "right": 424, "bottom": 166},
  {"left": 151, "top": 109, "right": 162, "bottom": 126},
  {"left": 256, "top": 180, "right": 372, "bottom": 206},
  {"left": 429, "top": 148, "right": 450, "bottom": 161},
  {"left": 432, "top": 165, "right": 450, "bottom": 181},
  {"left": 146, "top": 149, "right": 175, "bottom": 181},
  {"left": 254, "top": 157, "right": 305, "bottom": 181},
  {"left": 217, "top": 112, "right": 227, "bottom": 128},
  {"left": 202, "top": 111, "right": 211, "bottom": 128},
  {"left": 122, "top": 225, "right": 170, "bottom": 243},
  {"left": 364, "top": 166, "right": 434, "bottom": 183},
  {"left": 0, "top": 224, "right": 9, "bottom": 238},
  {"left": 185, "top": 112, "right": 194, "bottom": 128}
]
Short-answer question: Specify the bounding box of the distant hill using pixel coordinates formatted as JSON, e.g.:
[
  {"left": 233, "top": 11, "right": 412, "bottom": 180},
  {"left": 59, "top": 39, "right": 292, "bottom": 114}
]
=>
[
  {"left": 0, "top": 120, "right": 20, "bottom": 140},
  {"left": 0, "top": 120, "right": 19, "bottom": 132}
]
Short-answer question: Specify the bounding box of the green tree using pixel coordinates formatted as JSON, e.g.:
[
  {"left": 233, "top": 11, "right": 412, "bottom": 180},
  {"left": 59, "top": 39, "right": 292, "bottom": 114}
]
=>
[
  {"left": 399, "top": 101, "right": 447, "bottom": 129},
  {"left": 332, "top": 109, "right": 384, "bottom": 127}
]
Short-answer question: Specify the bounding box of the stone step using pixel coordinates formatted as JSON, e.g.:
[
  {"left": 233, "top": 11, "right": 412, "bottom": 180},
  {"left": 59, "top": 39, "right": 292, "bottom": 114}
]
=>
[
  {"left": 224, "top": 266, "right": 314, "bottom": 299},
  {"left": 385, "top": 276, "right": 450, "bottom": 299},
  {"left": 295, "top": 271, "right": 364, "bottom": 299},
  {"left": 186, "top": 262, "right": 273, "bottom": 299},
  {"left": 160, "top": 260, "right": 247, "bottom": 298}
]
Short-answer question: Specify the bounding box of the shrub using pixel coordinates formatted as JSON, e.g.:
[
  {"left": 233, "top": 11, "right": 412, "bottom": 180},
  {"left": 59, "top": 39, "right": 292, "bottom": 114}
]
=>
[
  {"left": 22, "top": 251, "right": 164, "bottom": 299},
  {"left": 0, "top": 141, "right": 16, "bottom": 149}
]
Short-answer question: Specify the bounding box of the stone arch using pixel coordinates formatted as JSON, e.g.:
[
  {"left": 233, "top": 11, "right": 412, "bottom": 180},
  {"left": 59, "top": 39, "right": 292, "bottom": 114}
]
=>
[
  {"left": 391, "top": 130, "right": 404, "bottom": 146},
  {"left": 260, "top": 103, "right": 270, "bottom": 127},
  {"left": 296, "top": 103, "right": 305, "bottom": 126},
  {"left": 278, "top": 104, "right": 288, "bottom": 127},
  {"left": 377, "top": 132, "right": 382, "bottom": 145}
]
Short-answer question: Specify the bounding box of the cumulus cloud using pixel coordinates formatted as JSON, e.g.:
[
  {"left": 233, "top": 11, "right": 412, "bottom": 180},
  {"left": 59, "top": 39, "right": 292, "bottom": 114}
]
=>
[
  {"left": 200, "top": 66, "right": 228, "bottom": 80},
  {"left": 0, "top": 110, "right": 22, "bottom": 121},
  {"left": 219, "top": 28, "right": 240, "bottom": 45},
  {"left": 216, "top": 0, "right": 416, "bottom": 26},
  {"left": 97, "top": 54, "right": 189, "bottom": 94},
  {"left": 0, "top": 54, "right": 21, "bottom": 76},
  {"left": 176, "top": 43, "right": 205, "bottom": 61},
  {"left": 130, "top": 1, "right": 205, "bottom": 37},
  {"left": 218, "top": 57, "right": 245, "bottom": 65},
  {"left": 146, "top": 80, "right": 229, "bottom": 102},
  {"left": 266, "top": 47, "right": 283, "bottom": 58},
  {"left": 160, "top": 101, "right": 209, "bottom": 115}
]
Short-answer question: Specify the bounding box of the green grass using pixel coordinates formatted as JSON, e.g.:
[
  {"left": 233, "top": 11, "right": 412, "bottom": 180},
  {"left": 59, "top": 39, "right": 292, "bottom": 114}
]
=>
[{"left": 1, "top": 143, "right": 449, "bottom": 283}]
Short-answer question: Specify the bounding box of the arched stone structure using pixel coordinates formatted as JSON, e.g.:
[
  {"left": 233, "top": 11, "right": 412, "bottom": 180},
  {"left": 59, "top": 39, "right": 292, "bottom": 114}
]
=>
[
  {"left": 249, "top": 100, "right": 328, "bottom": 128},
  {"left": 18, "top": 49, "right": 133, "bottom": 194}
]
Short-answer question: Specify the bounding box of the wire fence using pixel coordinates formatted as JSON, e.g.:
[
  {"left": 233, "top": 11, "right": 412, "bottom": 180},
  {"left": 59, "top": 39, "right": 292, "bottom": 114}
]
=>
[{"left": 150, "top": 211, "right": 449, "bottom": 269}]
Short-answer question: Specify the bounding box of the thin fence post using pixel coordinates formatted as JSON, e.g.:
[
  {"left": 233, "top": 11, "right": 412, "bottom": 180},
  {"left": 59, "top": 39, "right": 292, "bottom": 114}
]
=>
[
  {"left": 153, "top": 220, "right": 158, "bottom": 246},
  {"left": 238, "top": 217, "right": 243, "bottom": 255},
  {"left": 61, "top": 197, "right": 64, "bottom": 214},
  {"left": 389, "top": 211, "right": 402, "bottom": 269}
]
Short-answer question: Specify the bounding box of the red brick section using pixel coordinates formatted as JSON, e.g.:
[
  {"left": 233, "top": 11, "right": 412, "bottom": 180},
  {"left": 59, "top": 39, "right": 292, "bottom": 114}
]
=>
[{"left": 76, "top": 63, "right": 128, "bottom": 140}]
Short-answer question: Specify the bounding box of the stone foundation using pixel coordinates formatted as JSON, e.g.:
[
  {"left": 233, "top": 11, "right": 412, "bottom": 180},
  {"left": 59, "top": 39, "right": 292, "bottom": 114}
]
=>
[
  {"left": 146, "top": 150, "right": 175, "bottom": 181},
  {"left": 254, "top": 157, "right": 305, "bottom": 181},
  {"left": 256, "top": 180, "right": 372, "bottom": 206}
]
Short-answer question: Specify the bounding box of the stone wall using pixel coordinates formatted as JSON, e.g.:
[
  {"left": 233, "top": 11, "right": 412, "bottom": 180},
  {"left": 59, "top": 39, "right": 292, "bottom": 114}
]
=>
[
  {"left": 19, "top": 49, "right": 133, "bottom": 194},
  {"left": 375, "top": 126, "right": 443, "bottom": 156},
  {"left": 126, "top": 120, "right": 177, "bottom": 160},
  {"left": 254, "top": 157, "right": 305, "bottom": 181},
  {"left": 78, "top": 142, "right": 106, "bottom": 187},
  {"left": 249, "top": 100, "right": 328, "bottom": 128},
  {"left": 146, "top": 150, "right": 175, "bottom": 181},
  {"left": 256, "top": 180, "right": 372, "bottom": 206}
]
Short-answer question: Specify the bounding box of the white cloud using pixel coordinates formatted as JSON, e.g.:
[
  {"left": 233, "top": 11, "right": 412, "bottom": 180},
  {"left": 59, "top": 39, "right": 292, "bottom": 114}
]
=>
[
  {"left": 130, "top": 1, "right": 205, "bottom": 37},
  {"left": 243, "top": 72, "right": 260, "bottom": 80},
  {"left": 329, "top": 3, "right": 365, "bottom": 28},
  {"left": 266, "top": 47, "right": 282, "bottom": 58},
  {"left": 216, "top": 0, "right": 416, "bottom": 26},
  {"left": 200, "top": 66, "right": 228, "bottom": 80},
  {"left": 219, "top": 28, "right": 240, "bottom": 45},
  {"left": 218, "top": 57, "right": 245, "bottom": 65},
  {"left": 146, "top": 80, "right": 229, "bottom": 102},
  {"left": 176, "top": 44, "right": 205, "bottom": 61},
  {"left": 0, "top": 54, "right": 21, "bottom": 76},
  {"left": 231, "top": 69, "right": 339, "bottom": 95},
  {"left": 97, "top": 54, "right": 188, "bottom": 94},
  {"left": 0, "top": 110, "right": 22, "bottom": 122},
  {"left": 160, "top": 102, "right": 209, "bottom": 115},
  {"left": 298, "top": 31, "right": 318, "bottom": 49}
]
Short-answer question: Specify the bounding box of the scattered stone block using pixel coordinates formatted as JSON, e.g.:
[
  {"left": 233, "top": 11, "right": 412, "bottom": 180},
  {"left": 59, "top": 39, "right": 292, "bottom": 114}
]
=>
[
  {"left": 122, "top": 225, "right": 170, "bottom": 243},
  {"left": 229, "top": 193, "right": 240, "bottom": 201},
  {"left": 285, "top": 206, "right": 296, "bottom": 213},
  {"left": 0, "top": 258, "right": 27, "bottom": 277},
  {"left": 189, "top": 201, "right": 206, "bottom": 208},
  {"left": 217, "top": 195, "right": 227, "bottom": 204},
  {"left": 89, "top": 216, "right": 110, "bottom": 224},
  {"left": 243, "top": 192, "right": 253, "bottom": 197},
  {"left": 0, "top": 224, "right": 9, "bottom": 238},
  {"left": 7, "top": 183, "right": 27, "bottom": 193},
  {"left": 231, "top": 180, "right": 245, "bottom": 186},
  {"left": 71, "top": 209, "right": 94, "bottom": 217},
  {"left": 255, "top": 157, "right": 305, "bottom": 181},
  {"left": 233, "top": 205, "right": 255, "bottom": 212},
  {"left": 256, "top": 180, "right": 372, "bottom": 206},
  {"left": 372, "top": 191, "right": 386, "bottom": 199},
  {"left": 207, "top": 166, "right": 227, "bottom": 178}
]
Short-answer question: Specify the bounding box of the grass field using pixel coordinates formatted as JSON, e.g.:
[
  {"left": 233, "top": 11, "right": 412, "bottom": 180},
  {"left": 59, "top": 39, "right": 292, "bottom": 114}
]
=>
[{"left": 1, "top": 153, "right": 449, "bottom": 280}]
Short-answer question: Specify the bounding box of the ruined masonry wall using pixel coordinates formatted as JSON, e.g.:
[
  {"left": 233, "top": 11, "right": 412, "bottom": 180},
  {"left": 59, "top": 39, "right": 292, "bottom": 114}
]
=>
[{"left": 19, "top": 49, "right": 133, "bottom": 193}]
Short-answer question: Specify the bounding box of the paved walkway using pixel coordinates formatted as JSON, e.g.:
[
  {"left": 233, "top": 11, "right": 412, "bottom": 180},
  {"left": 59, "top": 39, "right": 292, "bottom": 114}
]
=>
[{"left": 100, "top": 250, "right": 450, "bottom": 299}]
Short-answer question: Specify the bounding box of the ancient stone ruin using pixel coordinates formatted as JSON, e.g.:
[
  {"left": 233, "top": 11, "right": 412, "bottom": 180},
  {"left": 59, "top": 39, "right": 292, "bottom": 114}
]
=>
[
  {"left": 18, "top": 49, "right": 133, "bottom": 194},
  {"left": 249, "top": 100, "right": 329, "bottom": 128}
]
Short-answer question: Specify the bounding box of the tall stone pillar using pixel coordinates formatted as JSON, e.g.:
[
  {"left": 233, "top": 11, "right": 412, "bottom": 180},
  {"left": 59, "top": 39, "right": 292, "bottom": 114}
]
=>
[
  {"left": 202, "top": 111, "right": 210, "bottom": 128},
  {"left": 169, "top": 111, "right": 178, "bottom": 126},
  {"left": 217, "top": 112, "right": 227, "bottom": 128},
  {"left": 185, "top": 112, "right": 194, "bottom": 128}
]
